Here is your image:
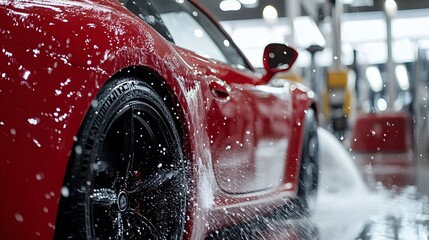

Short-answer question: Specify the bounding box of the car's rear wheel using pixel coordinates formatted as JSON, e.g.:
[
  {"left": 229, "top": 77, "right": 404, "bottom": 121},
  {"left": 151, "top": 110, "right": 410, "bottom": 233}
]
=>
[
  {"left": 55, "top": 78, "right": 186, "bottom": 239},
  {"left": 296, "top": 108, "right": 319, "bottom": 215}
]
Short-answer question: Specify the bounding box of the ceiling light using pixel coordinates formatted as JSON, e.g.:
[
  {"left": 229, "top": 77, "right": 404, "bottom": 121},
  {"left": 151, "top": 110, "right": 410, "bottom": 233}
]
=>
[
  {"left": 365, "top": 66, "right": 383, "bottom": 92},
  {"left": 239, "top": 0, "right": 258, "bottom": 8},
  {"left": 395, "top": 64, "right": 409, "bottom": 91},
  {"left": 262, "top": 5, "right": 278, "bottom": 23},
  {"left": 343, "top": 0, "right": 374, "bottom": 6},
  {"left": 377, "top": 98, "right": 388, "bottom": 111},
  {"left": 385, "top": 0, "right": 398, "bottom": 16},
  {"left": 220, "top": 0, "right": 241, "bottom": 11},
  {"left": 351, "top": 0, "right": 374, "bottom": 7}
]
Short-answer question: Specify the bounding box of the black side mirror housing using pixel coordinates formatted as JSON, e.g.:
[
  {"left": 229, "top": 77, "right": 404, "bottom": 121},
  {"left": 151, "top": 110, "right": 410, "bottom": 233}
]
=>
[{"left": 261, "top": 43, "right": 298, "bottom": 83}]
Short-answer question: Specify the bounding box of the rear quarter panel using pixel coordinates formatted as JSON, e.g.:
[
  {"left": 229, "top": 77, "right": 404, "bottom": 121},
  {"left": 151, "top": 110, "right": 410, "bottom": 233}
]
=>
[{"left": 0, "top": 0, "right": 206, "bottom": 238}]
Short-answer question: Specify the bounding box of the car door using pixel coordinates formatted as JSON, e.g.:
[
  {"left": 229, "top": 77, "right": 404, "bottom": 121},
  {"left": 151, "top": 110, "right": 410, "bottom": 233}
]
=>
[
  {"left": 205, "top": 71, "right": 294, "bottom": 194},
  {"left": 125, "top": 0, "right": 293, "bottom": 194}
]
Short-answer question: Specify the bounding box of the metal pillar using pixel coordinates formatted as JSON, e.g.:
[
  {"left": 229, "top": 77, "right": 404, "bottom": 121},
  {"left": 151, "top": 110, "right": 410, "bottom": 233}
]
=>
[
  {"left": 323, "top": 0, "right": 351, "bottom": 140},
  {"left": 384, "top": 2, "right": 397, "bottom": 110},
  {"left": 286, "top": 0, "right": 300, "bottom": 46},
  {"left": 307, "top": 44, "right": 324, "bottom": 96},
  {"left": 332, "top": 0, "right": 343, "bottom": 70}
]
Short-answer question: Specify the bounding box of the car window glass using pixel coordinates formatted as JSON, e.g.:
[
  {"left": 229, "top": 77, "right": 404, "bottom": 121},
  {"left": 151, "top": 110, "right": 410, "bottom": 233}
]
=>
[
  {"left": 160, "top": 11, "right": 228, "bottom": 63},
  {"left": 120, "top": 0, "right": 174, "bottom": 42},
  {"left": 186, "top": 6, "right": 250, "bottom": 69},
  {"left": 149, "top": 0, "right": 250, "bottom": 69},
  {"left": 121, "top": 0, "right": 251, "bottom": 69}
]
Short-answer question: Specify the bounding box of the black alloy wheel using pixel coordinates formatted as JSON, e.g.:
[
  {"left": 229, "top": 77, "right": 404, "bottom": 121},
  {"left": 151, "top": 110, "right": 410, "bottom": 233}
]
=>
[
  {"left": 296, "top": 108, "right": 319, "bottom": 215},
  {"left": 55, "top": 78, "right": 187, "bottom": 240}
]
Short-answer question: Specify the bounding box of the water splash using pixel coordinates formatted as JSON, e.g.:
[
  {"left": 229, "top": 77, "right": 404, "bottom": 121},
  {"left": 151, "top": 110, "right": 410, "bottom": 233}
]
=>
[
  {"left": 314, "top": 128, "right": 428, "bottom": 240},
  {"left": 317, "top": 127, "right": 368, "bottom": 195},
  {"left": 207, "top": 128, "right": 428, "bottom": 239}
]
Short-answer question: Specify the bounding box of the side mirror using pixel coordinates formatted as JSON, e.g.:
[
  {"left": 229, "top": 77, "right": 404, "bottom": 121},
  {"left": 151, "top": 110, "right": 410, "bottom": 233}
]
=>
[{"left": 261, "top": 43, "right": 298, "bottom": 83}]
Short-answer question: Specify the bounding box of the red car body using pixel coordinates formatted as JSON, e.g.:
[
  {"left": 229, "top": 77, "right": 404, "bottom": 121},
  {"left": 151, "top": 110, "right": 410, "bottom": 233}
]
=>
[{"left": 0, "top": 0, "right": 317, "bottom": 239}]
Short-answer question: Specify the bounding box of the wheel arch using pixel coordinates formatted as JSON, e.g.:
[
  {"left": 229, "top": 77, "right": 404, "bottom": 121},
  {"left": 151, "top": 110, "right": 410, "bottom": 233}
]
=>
[
  {"left": 55, "top": 66, "right": 196, "bottom": 239},
  {"left": 108, "top": 65, "right": 194, "bottom": 169},
  {"left": 285, "top": 84, "right": 319, "bottom": 195},
  {"left": 309, "top": 102, "right": 319, "bottom": 124},
  {"left": 95, "top": 65, "right": 207, "bottom": 239}
]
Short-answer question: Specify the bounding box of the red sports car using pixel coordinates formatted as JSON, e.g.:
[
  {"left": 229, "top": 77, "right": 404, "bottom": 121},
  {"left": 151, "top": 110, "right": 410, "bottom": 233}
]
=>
[{"left": 0, "top": 0, "right": 319, "bottom": 239}]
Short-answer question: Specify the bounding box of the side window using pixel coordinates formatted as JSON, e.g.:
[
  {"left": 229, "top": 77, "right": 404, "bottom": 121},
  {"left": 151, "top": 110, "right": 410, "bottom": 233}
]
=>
[
  {"left": 120, "top": 0, "right": 174, "bottom": 42},
  {"left": 185, "top": 5, "right": 249, "bottom": 69},
  {"left": 121, "top": 0, "right": 250, "bottom": 69},
  {"left": 159, "top": 11, "right": 228, "bottom": 63}
]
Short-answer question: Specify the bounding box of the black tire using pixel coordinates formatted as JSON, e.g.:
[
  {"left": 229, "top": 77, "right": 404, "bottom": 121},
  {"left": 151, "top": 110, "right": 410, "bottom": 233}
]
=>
[
  {"left": 296, "top": 108, "right": 319, "bottom": 215},
  {"left": 55, "top": 78, "right": 187, "bottom": 240}
]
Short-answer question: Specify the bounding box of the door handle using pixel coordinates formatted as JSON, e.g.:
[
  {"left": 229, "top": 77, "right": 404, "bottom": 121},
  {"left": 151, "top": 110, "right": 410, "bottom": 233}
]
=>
[{"left": 209, "top": 79, "right": 231, "bottom": 101}]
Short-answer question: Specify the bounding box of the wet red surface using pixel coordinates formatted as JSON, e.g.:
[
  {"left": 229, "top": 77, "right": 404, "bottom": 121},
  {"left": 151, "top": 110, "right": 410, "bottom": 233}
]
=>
[
  {"left": 352, "top": 152, "right": 416, "bottom": 189},
  {"left": 350, "top": 111, "right": 416, "bottom": 189}
]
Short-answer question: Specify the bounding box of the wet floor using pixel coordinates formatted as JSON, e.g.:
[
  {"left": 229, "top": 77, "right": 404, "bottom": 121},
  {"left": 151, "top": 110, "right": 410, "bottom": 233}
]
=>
[
  {"left": 315, "top": 128, "right": 429, "bottom": 240},
  {"left": 208, "top": 128, "right": 429, "bottom": 239},
  {"left": 315, "top": 185, "right": 429, "bottom": 240}
]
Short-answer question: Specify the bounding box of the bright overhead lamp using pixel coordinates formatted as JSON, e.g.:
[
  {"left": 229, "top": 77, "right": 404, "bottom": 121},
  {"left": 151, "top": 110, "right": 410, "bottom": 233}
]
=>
[
  {"left": 395, "top": 64, "right": 409, "bottom": 91},
  {"left": 377, "top": 98, "right": 388, "bottom": 111},
  {"left": 343, "top": 0, "right": 374, "bottom": 7},
  {"left": 366, "top": 66, "right": 383, "bottom": 92},
  {"left": 220, "top": 0, "right": 241, "bottom": 11},
  {"left": 239, "top": 0, "right": 258, "bottom": 8},
  {"left": 384, "top": 0, "right": 398, "bottom": 16},
  {"left": 262, "top": 5, "right": 278, "bottom": 23}
]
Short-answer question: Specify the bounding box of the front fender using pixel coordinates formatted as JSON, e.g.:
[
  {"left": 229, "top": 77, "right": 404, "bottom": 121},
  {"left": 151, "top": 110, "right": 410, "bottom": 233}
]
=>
[{"left": 284, "top": 81, "right": 318, "bottom": 192}]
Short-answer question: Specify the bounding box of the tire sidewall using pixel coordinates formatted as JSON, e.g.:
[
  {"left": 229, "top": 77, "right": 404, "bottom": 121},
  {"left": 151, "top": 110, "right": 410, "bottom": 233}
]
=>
[
  {"left": 59, "top": 77, "right": 186, "bottom": 239},
  {"left": 297, "top": 108, "right": 319, "bottom": 215}
]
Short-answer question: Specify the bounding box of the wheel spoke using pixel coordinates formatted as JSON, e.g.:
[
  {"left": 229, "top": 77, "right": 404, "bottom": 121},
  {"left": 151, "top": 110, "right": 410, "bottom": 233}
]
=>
[
  {"left": 66, "top": 81, "right": 188, "bottom": 240},
  {"left": 123, "top": 210, "right": 160, "bottom": 239},
  {"left": 133, "top": 113, "right": 158, "bottom": 148},
  {"left": 112, "top": 212, "right": 124, "bottom": 240},
  {"left": 122, "top": 108, "right": 135, "bottom": 176},
  {"left": 91, "top": 191, "right": 121, "bottom": 239},
  {"left": 90, "top": 188, "right": 117, "bottom": 206},
  {"left": 129, "top": 167, "right": 179, "bottom": 194}
]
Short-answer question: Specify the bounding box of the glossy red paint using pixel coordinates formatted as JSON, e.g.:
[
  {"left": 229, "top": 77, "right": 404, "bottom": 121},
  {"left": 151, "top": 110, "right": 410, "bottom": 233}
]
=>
[{"left": 0, "top": 0, "right": 317, "bottom": 239}]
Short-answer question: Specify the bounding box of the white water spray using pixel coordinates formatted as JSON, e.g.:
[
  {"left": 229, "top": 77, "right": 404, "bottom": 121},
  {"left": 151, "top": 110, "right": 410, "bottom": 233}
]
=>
[
  {"left": 314, "top": 127, "right": 373, "bottom": 240},
  {"left": 314, "top": 128, "right": 428, "bottom": 240},
  {"left": 317, "top": 127, "right": 368, "bottom": 195}
]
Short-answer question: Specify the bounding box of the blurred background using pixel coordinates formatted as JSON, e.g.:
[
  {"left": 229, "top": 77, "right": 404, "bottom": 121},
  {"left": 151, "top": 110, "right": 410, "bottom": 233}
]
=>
[
  {"left": 195, "top": 0, "right": 429, "bottom": 196},
  {"left": 194, "top": 1, "right": 429, "bottom": 238}
]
